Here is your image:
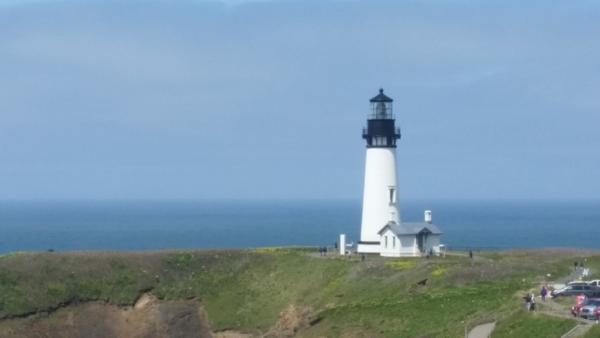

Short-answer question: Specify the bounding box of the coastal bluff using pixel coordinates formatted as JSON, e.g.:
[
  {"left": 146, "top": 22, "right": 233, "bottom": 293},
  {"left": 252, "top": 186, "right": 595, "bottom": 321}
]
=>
[{"left": 0, "top": 248, "right": 599, "bottom": 337}]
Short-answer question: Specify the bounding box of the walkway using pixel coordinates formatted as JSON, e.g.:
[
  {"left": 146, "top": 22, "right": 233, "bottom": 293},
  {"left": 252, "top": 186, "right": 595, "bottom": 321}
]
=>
[{"left": 467, "top": 322, "right": 495, "bottom": 338}]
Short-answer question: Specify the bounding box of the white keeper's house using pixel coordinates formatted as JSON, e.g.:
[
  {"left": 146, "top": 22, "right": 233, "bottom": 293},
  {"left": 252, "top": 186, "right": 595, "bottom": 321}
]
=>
[
  {"left": 356, "top": 89, "right": 443, "bottom": 257},
  {"left": 378, "top": 211, "right": 443, "bottom": 257}
]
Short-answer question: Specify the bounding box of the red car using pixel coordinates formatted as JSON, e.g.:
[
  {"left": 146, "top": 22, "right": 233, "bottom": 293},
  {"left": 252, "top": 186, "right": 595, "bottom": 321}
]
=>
[
  {"left": 571, "top": 294, "right": 588, "bottom": 317},
  {"left": 572, "top": 296, "right": 600, "bottom": 319},
  {"left": 579, "top": 299, "right": 600, "bottom": 319}
]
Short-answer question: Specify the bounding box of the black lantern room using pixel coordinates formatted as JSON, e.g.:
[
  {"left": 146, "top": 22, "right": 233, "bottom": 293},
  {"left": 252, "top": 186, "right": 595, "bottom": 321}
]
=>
[{"left": 362, "top": 88, "right": 401, "bottom": 148}]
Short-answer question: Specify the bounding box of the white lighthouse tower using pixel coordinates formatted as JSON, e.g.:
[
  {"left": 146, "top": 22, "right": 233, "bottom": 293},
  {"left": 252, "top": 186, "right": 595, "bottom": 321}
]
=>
[{"left": 357, "top": 89, "right": 401, "bottom": 254}]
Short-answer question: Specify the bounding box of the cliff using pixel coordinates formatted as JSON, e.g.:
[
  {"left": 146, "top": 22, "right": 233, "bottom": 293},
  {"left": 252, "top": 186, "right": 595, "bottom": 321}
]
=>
[{"left": 0, "top": 248, "right": 597, "bottom": 337}]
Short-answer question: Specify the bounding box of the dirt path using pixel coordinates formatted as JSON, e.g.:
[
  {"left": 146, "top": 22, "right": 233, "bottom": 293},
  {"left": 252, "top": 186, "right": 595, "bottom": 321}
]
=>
[{"left": 467, "top": 322, "right": 495, "bottom": 338}]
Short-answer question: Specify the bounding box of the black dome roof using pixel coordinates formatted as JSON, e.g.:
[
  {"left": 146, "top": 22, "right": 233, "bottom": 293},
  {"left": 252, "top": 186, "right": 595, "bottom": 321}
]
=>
[{"left": 369, "top": 88, "right": 393, "bottom": 103}]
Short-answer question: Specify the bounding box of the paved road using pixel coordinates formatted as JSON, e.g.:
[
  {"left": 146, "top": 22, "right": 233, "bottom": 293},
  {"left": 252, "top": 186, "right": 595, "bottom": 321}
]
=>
[{"left": 467, "top": 322, "right": 495, "bottom": 338}]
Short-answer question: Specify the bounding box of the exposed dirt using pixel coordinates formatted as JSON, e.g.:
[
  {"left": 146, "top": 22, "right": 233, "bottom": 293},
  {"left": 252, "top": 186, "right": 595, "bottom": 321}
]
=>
[
  {"left": 264, "top": 304, "right": 312, "bottom": 338},
  {"left": 213, "top": 330, "right": 254, "bottom": 338},
  {"left": 0, "top": 293, "right": 313, "bottom": 338},
  {"left": 0, "top": 293, "right": 213, "bottom": 338}
]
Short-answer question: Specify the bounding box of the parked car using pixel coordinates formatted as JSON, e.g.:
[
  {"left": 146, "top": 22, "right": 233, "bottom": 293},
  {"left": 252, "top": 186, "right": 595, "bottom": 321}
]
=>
[
  {"left": 552, "top": 285, "right": 600, "bottom": 297},
  {"left": 571, "top": 295, "right": 588, "bottom": 316},
  {"left": 580, "top": 299, "right": 600, "bottom": 319},
  {"left": 587, "top": 280, "right": 600, "bottom": 287}
]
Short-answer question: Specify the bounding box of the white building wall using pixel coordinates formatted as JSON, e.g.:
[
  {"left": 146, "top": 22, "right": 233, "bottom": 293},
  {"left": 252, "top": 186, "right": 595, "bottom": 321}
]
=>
[
  {"left": 358, "top": 148, "right": 400, "bottom": 254},
  {"left": 380, "top": 231, "right": 420, "bottom": 257},
  {"left": 423, "top": 235, "right": 441, "bottom": 255},
  {"left": 399, "top": 235, "right": 418, "bottom": 257},
  {"left": 379, "top": 229, "right": 400, "bottom": 257}
]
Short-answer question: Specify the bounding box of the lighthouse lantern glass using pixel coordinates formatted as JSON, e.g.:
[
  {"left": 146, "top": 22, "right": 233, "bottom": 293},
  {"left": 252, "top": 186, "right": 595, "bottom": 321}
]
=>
[{"left": 370, "top": 101, "right": 393, "bottom": 119}]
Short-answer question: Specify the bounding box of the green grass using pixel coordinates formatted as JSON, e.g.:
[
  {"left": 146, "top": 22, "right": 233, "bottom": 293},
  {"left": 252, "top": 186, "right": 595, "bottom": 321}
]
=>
[
  {"left": 0, "top": 248, "right": 598, "bottom": 337},
  {"left": 581, "top": 323, "right": 600, "bottom": 338},
  {"left": 154, "top": 250, "right": 353, "bottom": 331},
  {"left": 492, "top": 311, "right": 575, "bottom": 338},
  {"left": 305, "top": 280, "right": 526, "bottom": 337}
]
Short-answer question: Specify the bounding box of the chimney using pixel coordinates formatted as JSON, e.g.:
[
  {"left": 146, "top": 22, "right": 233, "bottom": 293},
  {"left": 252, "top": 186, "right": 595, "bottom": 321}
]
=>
[{"left": 424, "top": 210, "right": 432, "bottom": 224}]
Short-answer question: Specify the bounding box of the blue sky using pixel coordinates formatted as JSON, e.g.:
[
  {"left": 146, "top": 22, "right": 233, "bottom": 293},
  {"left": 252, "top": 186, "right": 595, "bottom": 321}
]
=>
[{"left": 0, "top": 0, "right": 599, "bottom": 201}]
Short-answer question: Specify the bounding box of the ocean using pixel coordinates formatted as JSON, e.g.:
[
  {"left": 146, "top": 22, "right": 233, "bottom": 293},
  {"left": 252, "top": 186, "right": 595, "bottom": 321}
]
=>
[{"left": 0, "top": 200, "right": 599, "bottom": 254}]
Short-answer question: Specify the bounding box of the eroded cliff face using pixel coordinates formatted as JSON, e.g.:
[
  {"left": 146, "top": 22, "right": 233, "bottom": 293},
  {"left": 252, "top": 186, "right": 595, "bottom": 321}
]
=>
[
  {"left": 0, "top": 293, "right": 213, "bottom": 338},
  {"left": 0, "top": 294, "right": 312, "bottom": 338}
]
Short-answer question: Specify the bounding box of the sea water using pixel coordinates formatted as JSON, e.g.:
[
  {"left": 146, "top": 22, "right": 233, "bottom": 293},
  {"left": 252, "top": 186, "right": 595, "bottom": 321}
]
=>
[{"left": 0, "top": 200, "right": 598, "bottom": 254}]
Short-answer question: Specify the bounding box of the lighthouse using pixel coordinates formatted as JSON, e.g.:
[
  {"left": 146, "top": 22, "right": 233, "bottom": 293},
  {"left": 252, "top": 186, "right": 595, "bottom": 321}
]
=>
[{"left": 357, "top": 89, "right": 401, "bottom": 254}]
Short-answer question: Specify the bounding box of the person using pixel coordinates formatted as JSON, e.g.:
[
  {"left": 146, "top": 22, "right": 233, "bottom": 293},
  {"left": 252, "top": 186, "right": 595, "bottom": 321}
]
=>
[
  {"left": 523, "top": 294, "right": 531, "bottom": 311},
  {"left": 469, "top": 250, "right": 473, "bottom": 259},
  {"left": 530, "top": 293, "right": 536, "bottom": 311},
  {"left": 540, "top": 286, "right": 548, "bottom": 302}
]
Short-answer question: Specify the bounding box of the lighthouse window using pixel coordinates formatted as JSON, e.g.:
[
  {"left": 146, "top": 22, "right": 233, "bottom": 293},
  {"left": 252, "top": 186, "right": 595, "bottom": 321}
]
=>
[
  {"left": 385, "top": 236, "right": 388, "bottom": 248},
  {"left": 389, "top": 187, "right": 396, "bottom": 204},
  {"left": 393, "top": 236, "right": 396, "bottom": 248},
  {"left": 372, "top": 136, "right": 386, "bottom": 146}
]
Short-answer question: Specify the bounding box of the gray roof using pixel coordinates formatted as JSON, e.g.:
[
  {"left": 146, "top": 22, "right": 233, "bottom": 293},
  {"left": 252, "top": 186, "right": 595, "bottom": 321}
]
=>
[{"left": 378, "top": 221, "right": 443, "bottom": 236}]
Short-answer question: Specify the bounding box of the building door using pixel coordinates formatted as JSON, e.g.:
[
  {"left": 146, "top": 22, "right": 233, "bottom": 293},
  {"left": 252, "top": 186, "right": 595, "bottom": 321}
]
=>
[
  {"left": 416, "top": 233, "right": 424, "bottom": 253},
  {"left": 416, "top": 230, "right": 430, "bottom": 253}
]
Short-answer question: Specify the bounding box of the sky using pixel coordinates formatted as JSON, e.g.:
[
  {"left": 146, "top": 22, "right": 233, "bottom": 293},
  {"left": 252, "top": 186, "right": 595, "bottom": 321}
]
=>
[{"left": 0, "top": 0, "right": 599, "bottom": 201}]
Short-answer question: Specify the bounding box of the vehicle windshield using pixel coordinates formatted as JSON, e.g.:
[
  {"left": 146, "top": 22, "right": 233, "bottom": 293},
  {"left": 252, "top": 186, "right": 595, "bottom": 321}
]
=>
[{"left": 587, "top": 300, "right": 600, "bottom": 306}]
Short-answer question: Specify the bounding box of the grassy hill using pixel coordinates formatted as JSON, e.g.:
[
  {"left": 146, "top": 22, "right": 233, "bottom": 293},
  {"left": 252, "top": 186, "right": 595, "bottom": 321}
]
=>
[{"left": 0, "top": 248, "right": 597, "bottom": 337}]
